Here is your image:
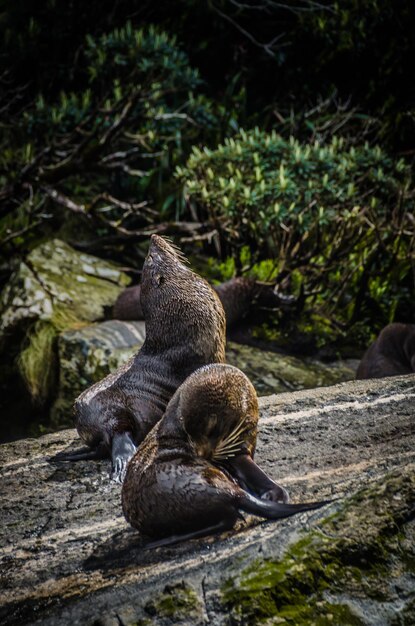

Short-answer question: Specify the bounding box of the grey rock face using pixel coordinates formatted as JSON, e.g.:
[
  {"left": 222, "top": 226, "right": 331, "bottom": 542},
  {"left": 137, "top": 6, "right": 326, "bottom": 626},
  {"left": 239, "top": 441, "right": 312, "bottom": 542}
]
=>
[
  {"left": 0, "top": 239, "right": 131, "bottom": 341},
  {"left": 51, "top": 320, "right": 146, "bottom": 426},
  {"left": 0, "top": 239, "right": 131, "bottom": 406},
  {"left": 1, "top": 375, "right": 414, "bottom": 625},
  {"left": 226, "top": 341, "right": 356, "bottom": 395}
]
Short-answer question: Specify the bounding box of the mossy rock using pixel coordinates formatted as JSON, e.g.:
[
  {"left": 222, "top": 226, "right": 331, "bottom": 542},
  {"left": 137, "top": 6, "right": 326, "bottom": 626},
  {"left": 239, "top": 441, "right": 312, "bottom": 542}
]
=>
[
  {"left": 226, "top": 341, "right": 356, "bottom": 395},
  {"left": 51, "top": 320, "right": 145, "bottom": 428},
  {"left": 144, "top": 582, "right": 204, "bottom": 623},
  {"left": 0, "top": 239, "right": 130, "bottom": 338},
  {"left": 222, "top": 465, "right": 415, "bottom": 625},
  {"left": 0, "top": 239, "right": 130, "bottom": 404}
]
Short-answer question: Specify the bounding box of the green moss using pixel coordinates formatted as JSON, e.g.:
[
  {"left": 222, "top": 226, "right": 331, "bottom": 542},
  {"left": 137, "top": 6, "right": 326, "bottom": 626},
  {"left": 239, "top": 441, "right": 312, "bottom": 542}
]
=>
[
  {"left": 17, "top": 321, "right": 58, "bottom": 404},
  {"left": 222, "top": 466, "right": 415, "bottom": 625},
  {"left": 144, "top": 582, "right": 202, "bottom": 620},
  {"left": 17, "top": 305, "right": 83, "bottom": 405}
]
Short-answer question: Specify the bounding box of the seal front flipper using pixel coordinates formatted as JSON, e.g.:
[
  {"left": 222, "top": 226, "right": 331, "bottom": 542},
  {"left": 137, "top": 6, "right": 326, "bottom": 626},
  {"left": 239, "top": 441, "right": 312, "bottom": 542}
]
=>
[
  {"left": 224, "top": 454, "right": 290, "bottom": 503},
  {"left": 111, "top": 432, "right": 137, "bottom": 483}
]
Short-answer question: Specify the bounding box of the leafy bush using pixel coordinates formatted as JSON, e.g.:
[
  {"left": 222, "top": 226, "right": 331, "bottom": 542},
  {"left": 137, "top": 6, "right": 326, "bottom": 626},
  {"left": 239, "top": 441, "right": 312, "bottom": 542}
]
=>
[
  {"left": 0, "top": 23, "right": 219, "bottom": 262},
  {"left": 176, "top": 128, "right": 415, "bottom": 328}
]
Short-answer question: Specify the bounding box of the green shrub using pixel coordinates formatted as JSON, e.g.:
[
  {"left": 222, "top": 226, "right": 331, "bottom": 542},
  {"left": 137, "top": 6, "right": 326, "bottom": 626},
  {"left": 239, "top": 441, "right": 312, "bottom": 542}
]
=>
[
  {"left": 176, "top": 128, "right": 414, "bottom": 328},
  {"left": 22, "top": 24, "right": 217, "bottom": 144}
]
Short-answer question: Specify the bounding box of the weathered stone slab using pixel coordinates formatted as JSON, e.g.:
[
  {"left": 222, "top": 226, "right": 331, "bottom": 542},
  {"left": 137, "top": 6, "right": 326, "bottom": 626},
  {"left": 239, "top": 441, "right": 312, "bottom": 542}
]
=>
[
  {"left": 226, "top": 341, "right": 356, "bottom": 395},
  {"left": 1, "top": 375, "right": 414, "bottom": 625}
]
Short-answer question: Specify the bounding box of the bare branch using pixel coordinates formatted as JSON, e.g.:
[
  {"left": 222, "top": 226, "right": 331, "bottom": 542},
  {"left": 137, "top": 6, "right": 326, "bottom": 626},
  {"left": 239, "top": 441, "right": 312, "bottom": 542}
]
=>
[{"left": 42, "top": 187, "right": 88, "bottom": 215}]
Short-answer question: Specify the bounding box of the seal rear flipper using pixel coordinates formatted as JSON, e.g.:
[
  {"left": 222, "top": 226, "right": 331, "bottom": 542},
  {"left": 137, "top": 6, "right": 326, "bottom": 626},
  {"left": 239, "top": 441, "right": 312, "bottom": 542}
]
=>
[
  {"left": 111, "top": 431, "right": 137, "bottom": 483},
  {"left": 224, "top": 454, "right": 290, "bottom": 503},
  {"left": 51, "top": 444, "right": 108, "bottom": 463},
  {"left": 239, "top": 491, "right": 330, "bottom": 520},
  {"left": 143, "top": 519, "right": 234, "bottom": 550}
]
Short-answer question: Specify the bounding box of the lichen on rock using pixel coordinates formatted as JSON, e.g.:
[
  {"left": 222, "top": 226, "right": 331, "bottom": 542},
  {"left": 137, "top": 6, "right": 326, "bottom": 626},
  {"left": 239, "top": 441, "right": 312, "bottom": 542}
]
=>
[
  {"left": 226, "top": 341, "right": 356, "bottom": 395},
  {"left": 144, "top": 582, "right": 204, "bottom": 622},
  {"left": 51, "top": 320, "right": 145, "bottom": 427}
]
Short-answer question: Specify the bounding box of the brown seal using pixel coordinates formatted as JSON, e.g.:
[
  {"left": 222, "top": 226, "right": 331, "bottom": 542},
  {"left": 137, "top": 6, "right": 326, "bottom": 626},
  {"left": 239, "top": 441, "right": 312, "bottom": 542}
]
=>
[
  {"left": 113, "top": 284, "right": 144, "bottom": 320},
  {"left": 58, "top": 235, "right": 226, "bottom": 481},
  {"left": 113, "top": 276, "right": 274, "bottom": 328},
  {"left": 214, "top": 277, "right": 257, "bottom": 327},
  {"left": 356, "top": 323, "right": 415, "bottom": 379},
  {"left": 122, "top": 363, "right": 327, "bottom": 547}
]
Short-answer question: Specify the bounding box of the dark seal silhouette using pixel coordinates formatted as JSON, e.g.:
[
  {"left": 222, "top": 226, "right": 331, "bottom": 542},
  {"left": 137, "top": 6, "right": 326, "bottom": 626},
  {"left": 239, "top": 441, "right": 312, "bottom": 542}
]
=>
[
  {"left": 122, "top": 364, "right": 327, "bottom": 547},
  {"left": 58, "top": 235, "right": 226, "bottom": 481},
  {"left": 113, "top": 284, "right": 144, "bottom": 320},
  {"left": 112, "top": 277, "right": 256, "bottom": 328},
  {"left": 356, "top": 323, "right": 415, "bottom": 379}
]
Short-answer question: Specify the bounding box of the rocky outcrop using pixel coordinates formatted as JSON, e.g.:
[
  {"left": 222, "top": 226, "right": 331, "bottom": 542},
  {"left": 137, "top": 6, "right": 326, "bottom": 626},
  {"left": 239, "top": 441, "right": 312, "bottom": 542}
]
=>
[
  {"left": 1, "top": 375, "right": 414, "bottom": 626},
  {"left": 0, "top": 240, "right": 131, "bottom": 407},
  {"left": 51, "top": 320, "right": 146, "bottom": 426},
  {"left": 0, "top": 239, "right": 130, "bottom": 342},
  {"left": 51, "top": 320, "right": 356, "bottom": 428},
  {"left": 226, "top": 341, "right": 356, "bottom": 396}
]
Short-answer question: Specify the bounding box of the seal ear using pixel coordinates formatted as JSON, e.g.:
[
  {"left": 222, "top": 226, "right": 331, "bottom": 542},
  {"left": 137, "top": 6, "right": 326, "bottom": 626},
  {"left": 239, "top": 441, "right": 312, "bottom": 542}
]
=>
[{"left": 156, "top": 274, "right": 165, "bottom": 286}]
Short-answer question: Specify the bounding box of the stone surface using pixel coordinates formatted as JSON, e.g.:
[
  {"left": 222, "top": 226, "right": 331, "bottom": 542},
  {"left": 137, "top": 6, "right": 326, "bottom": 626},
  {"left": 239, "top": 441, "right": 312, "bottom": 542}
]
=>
[
  {"left": 0, "top": 239, "right": 131, "bottom": 410},
  {"left": 226, "top": 341, "right": 357, "bottom": 395},
  {"left": 51, "top": 320, "right": 356, "bottom": 428},
  {"left": 51, "top": 320, "right": 146, "bottom": 426},
  {"left": 1, "top": 375, "right": 414, "bottom": 625},
  {"left": 0, "top": 239, "right": 130, "bottom": 342}
]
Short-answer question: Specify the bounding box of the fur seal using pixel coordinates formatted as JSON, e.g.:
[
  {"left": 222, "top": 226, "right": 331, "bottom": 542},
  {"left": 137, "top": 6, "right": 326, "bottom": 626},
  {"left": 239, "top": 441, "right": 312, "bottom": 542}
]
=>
[
  {"left": 214, "top": 277, "right": 257, "bottom": 327},
  {"left": 113, "top": 284, "right": 144, "bottom": 320},
  {"left": 122, "top": 363, "right": 327, "bottom": 546},
  {"left": 356, "top": 323, "right": 415, "bottom": 379},
  {"left": 60, "top": 235, "right": 226, "bottom": 481},
  {"left": 113, "top": 276, "right": 279, "bottom": 328}
]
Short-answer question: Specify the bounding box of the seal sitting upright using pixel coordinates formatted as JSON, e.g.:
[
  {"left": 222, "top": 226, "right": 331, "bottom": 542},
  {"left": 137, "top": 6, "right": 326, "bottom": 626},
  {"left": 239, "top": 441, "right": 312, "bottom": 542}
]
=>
[
  {"left": 61, "top": 235, "right": 226, "bottom": 481},
  {"left": 122, "top": 364, "right": 327, "bottom": 547}
]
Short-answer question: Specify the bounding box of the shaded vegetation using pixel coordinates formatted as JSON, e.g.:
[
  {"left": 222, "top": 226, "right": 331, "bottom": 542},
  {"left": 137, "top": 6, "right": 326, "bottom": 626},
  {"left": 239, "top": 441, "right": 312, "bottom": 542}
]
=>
[
  {"left": 0, "top": 24, "right": 223, "bottom": 268},
  {"left": 177, "top": 128, "right": 415, "bottom": 339}
]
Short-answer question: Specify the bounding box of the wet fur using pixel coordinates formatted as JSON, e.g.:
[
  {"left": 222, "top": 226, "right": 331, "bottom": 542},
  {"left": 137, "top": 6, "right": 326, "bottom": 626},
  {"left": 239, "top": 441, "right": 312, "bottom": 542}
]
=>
[
  {"left": 122, "top": 364, "right": 327, "bottom": 541},
  {"left": 72, "top": 235, "right": 226, "bottom": 479}
]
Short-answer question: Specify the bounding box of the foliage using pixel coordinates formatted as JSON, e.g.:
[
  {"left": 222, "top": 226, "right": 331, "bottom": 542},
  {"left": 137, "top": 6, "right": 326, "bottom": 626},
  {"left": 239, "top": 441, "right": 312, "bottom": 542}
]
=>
[
  {"left": 2, "top": 1, "right": 413, "bottom": 149},
  {"left": 0, "top": 23, "right": 221, "bottom": 265},
  {"left": 176, "top": 128, "right": 415, "bottom": 328}
]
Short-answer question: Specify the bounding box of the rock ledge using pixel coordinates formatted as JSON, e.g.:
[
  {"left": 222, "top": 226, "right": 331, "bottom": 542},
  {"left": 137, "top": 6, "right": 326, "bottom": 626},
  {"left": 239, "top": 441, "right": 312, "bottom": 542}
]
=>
[{"left": 1, "top": 375, "right": 414, "bottom": 626}]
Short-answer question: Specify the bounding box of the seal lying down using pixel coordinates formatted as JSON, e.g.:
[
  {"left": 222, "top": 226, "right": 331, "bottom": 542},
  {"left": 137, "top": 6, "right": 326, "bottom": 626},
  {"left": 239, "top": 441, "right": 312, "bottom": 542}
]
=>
[
  {"left": 122, "top": 364, "right": 328, "bottom": 547},
  {"left": 57, "top": 235, "right": 226, "bottom": 482}
]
